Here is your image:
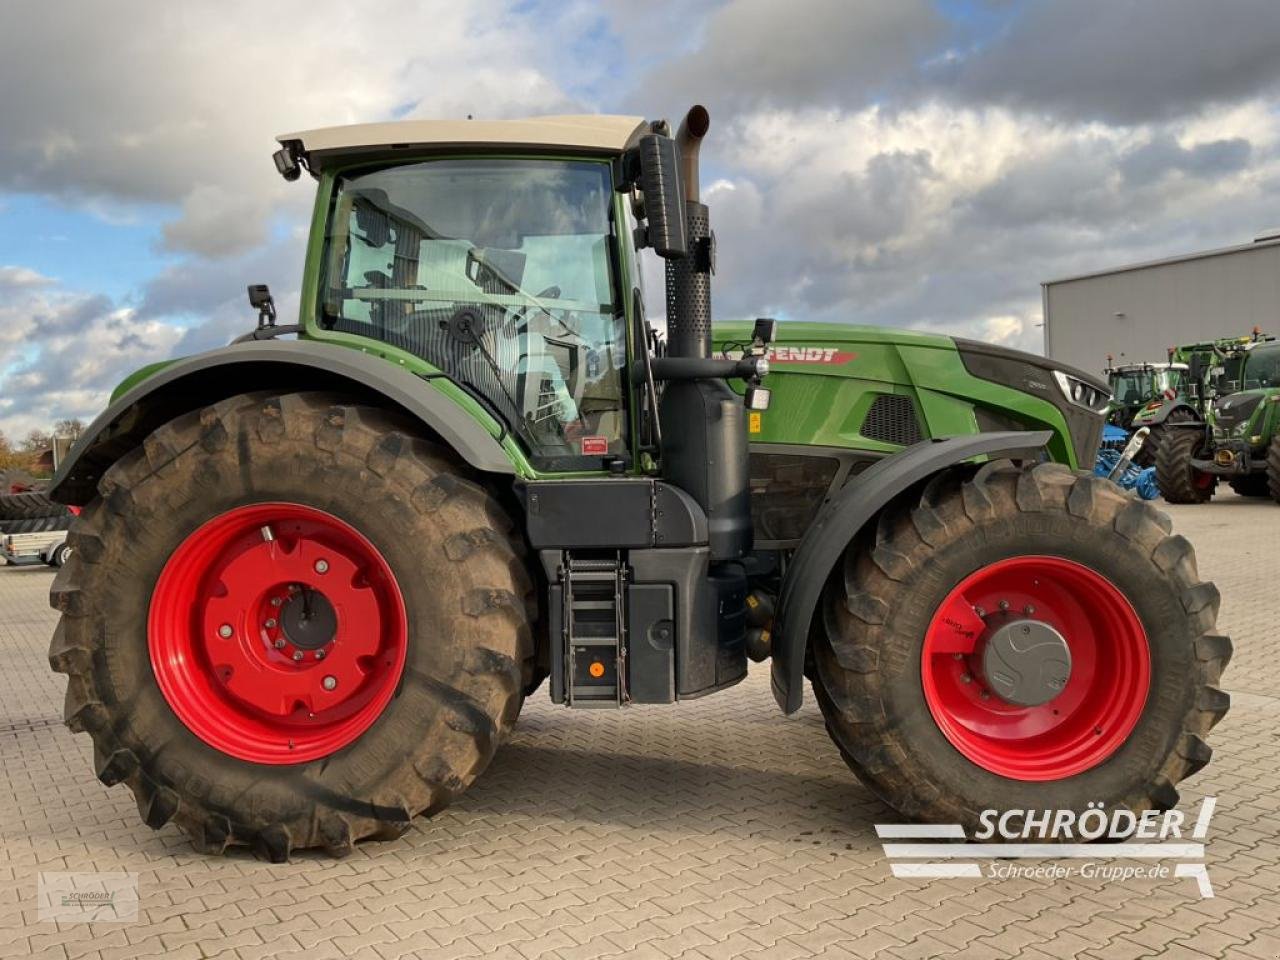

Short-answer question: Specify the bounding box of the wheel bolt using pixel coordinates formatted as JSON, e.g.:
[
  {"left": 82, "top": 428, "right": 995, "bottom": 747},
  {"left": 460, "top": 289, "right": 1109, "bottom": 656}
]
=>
[
  {"left": 274, "top": 638, "right": 286, "bottom": 649},
  {"left": 315, "top": 649, "right": 326, "bottom": 660},
  {"left": 217, "top": 624, "right": 233, "bottom": 639},
  {"left": 974, "top": 606, "right": 987, "bottom": 618},
  {"left": 952, "top": 653, "right": 963, "bottom": 661},
  {"left": 998, "top": 600, "right": 1010, "bottom": 611},
  {"left": 293, "top": 651, "right": 304, "bottom": 662},
  {"left": 322, "top": 676, "right": 337, "bottom": 691},
  {"left": 961, "top": 673, "right": 972, "bottom": 684},
  {"left": 314, "top": 559, "right": 329, "bottom": 574},
  {"left": 980, "top": 690, "right": 990, "bottom": 700},
  {"left": 265, "top": 618, "right": 277, "bottom": 629},
  {"left": 271, "top": 597, "right": 283, "bottom": 607},
  {"left": 1023, "top": 604, "right": 1035, "bottom": 615}
]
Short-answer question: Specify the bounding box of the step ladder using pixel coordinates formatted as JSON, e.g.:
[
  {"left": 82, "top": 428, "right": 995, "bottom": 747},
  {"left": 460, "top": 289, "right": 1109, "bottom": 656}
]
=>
[{"left": 562, "top": 556, "right": 628, "bottom": 707}]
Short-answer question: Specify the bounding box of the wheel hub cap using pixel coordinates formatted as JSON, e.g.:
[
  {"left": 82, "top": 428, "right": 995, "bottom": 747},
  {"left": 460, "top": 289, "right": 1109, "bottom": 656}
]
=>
[
  {"left": 981, "top": 616, "right": 1072, "bottom": 706},
  {"left": 148, "top": 503, "right": 407, "bottom": 764},
  {"left": 921, "top": 555, "right": 1150, "bottom": 781}
]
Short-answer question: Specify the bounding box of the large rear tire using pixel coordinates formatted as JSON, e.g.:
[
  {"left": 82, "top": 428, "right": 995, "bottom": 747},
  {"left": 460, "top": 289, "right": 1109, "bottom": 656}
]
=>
[
  {"left": 1155, "top": 428, "right": 1216, "bottom": 504},
  {"left": 49, "top": 392, "right": 535, "bottom": 859},
  {"left": 1268, "top": 435, "right": 1280, "bottom": 505},
  {"left": 812, "top": 462, "right": 1229, "bottom": 832}
]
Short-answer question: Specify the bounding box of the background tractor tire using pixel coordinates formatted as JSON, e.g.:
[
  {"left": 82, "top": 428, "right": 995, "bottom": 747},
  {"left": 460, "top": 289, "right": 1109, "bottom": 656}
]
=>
[
  {"left": 1155, "top": 428, "right": 1216, "bottom": 504},
  {"left": 1228, "top": 476, "right": 1270, "bottom": 498},
  {"left": 1269, "top": 435, "right": 1280, "bottom": 504},
  {"left": 0, "top": 491, "right": 68, "bottom": 520},
  {"left": 812, "top": 461, "right": 1229, "bottom": 833},
  {"left": 49, "top": 391, "right": 536, "bottom": 860},
  {"left": 1135, "top": 409, "right": 1195, "bottom": 468}
]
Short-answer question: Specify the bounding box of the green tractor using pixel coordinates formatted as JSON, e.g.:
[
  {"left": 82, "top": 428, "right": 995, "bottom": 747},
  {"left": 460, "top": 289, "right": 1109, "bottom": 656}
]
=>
[
  {"left": 1102, "top": 359, "right": 1189, "bottom": 466},
  {"left": 1119, "top": 333, "right": 1272, "bottom": 472},
  {"left": 1156, "top": 334, "right": 1280, "bottom": 502},
  {"left": 47, "top": 107, "right": 1228, "bottom": 860}
]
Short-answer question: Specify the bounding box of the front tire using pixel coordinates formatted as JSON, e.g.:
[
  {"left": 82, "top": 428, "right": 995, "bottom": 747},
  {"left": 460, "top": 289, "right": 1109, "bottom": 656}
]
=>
[
  {"left": 812, "top": 462, "right": 1230, "bottom": 832},
  {"left": 1155, "top": 428, "right": 1216, "bottom": 504},
  {"left": 49, "top": 392, "right": 535, "bottom": 859}
]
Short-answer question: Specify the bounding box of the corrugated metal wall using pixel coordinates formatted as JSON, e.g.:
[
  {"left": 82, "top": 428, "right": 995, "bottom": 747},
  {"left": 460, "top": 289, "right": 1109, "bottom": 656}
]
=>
[{"left": 1044, "top": 241, "right": 1280, "bottom": 376}]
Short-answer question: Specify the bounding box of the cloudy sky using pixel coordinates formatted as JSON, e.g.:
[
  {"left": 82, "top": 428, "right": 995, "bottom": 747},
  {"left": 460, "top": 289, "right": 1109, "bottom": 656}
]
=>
[{"left": 3, "top": 0, "right": 1280, "bottom": 438}]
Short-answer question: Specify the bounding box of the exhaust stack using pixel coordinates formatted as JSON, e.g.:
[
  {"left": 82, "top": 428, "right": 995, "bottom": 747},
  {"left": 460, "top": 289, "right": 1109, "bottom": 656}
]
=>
[{"left": 666, "top": 105, "right": 713, "bottom": 360}]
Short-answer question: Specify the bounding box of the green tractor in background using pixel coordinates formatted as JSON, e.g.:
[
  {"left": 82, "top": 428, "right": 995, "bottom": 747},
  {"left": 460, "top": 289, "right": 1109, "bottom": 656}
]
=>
[
  {"left": 1102, "top": 359, "right": 1188, "bottom": 466},
  {"left": 46, "top": 106, "right": 1228, "bottom": 859},
  {"left": 1157, "top": 333, "right": 1280, "bottom": 502}
]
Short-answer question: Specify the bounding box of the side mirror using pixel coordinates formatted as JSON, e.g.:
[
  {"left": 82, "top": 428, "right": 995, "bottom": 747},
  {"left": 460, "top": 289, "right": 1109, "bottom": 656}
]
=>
[
  {"left": 636, "top": 133, "right": 687, "bottom": 259},
  {"left": 247, "top": 284, "right": 276, "bottom": 328}
]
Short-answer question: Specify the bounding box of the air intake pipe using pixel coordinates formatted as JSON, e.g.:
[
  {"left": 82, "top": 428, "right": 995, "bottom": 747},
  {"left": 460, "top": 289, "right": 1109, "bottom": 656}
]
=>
[{"left": 666, "top": 105, "right": 713, "bottom": 360}]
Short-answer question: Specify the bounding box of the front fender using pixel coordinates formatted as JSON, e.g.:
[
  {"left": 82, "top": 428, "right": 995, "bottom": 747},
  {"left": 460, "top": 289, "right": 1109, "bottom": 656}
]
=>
[
  {"left": 771, "top": 430, "right": 1053, "bottom": 715},
  {"left": 1134, "top": 400, "right": 1199, "bottom": 427},
  {"left": 50, "top": 339, "right": 516, "bottom": 505}
]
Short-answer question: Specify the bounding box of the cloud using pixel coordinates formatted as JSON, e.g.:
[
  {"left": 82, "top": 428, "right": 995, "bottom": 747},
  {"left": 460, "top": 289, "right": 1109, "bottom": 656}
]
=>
[
  {"left": 628, "top": 0, "right": 945, "bottom": 117},
  {"left": 691, "top": 96, "right": 1280, "bottom": 360},
  {"left": 0, "top": 270, "right": 183, "bottom": 439},
  {"left": 0, "top": 1, "right": 579, "bottom": 260},
  {"left": 936, "top": 0, "right": 1280, "bottom": 125}
]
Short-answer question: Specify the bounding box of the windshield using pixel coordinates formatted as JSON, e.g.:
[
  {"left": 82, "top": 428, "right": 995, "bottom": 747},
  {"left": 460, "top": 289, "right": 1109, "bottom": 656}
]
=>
[
  {"left": 1243, "top": 345, "right": 1280, "bottom": 390},
  {"left": 319, "top": 158, "right": 628, "bottom": 468},
  {"left": 1109, "top": 371, "right": 1156, "bottom": 404}
]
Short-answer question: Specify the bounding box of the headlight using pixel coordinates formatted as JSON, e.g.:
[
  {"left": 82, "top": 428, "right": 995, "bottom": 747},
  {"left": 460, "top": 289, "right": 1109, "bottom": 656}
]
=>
[{"left": 1052, "top": 370, "right": 1110, "bottom": 413}]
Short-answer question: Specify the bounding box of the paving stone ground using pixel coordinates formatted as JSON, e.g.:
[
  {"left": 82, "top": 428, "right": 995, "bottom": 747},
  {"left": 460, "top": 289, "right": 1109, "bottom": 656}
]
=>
[{"left": 1, "top": 491, "right": 1278, "bottom": 959}]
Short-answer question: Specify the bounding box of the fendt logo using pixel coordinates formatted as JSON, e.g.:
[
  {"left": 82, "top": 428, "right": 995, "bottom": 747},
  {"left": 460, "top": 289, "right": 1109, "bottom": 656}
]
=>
[{"left": 766, "top": 346, "right": 857, "bottom": 365}]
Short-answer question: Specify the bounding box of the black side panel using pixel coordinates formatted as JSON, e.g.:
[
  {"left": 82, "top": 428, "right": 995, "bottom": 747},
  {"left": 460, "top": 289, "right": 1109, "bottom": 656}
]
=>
[
  {"left": 525, "top": 480, "right": 653, "bottom": 549},
  {"left": 772, "top": 431, "right": 1052, "bottom": 715},
  {"left": 747, "top": 451, "right": 841, "bottom": 544},
  {"left": 627, "top": 584, "right": 676, "bottom": 703},
  {"left": 522, "top": 479, "right": 709, "bottom": 550},
  {"left": 49, "top": 339, "right": 514, "bottom": 505}
]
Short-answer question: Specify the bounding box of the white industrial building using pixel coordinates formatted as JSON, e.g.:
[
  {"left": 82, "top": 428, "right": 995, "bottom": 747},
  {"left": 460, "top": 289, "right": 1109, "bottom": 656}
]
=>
[{"left": 1042, "top": 232, "right": 1280, "bottom": 376}]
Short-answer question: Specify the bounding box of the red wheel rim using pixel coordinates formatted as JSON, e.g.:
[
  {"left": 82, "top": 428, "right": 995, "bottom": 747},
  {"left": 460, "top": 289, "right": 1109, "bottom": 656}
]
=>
[
  {"left": 921, "top": 556, "right": 1150, "bottom": 781},
  {"left": 149, "top": 503, "right": 407, "bottom": 764}
]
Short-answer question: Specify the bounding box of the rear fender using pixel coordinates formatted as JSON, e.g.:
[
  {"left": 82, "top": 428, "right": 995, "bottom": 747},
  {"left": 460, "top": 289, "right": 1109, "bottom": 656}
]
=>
[
  {"left": 49, "top": 340, "right": 516, "bottom": 505},
  {"left": 771, "top": 430, "right": 1053, "bottom": 714}
]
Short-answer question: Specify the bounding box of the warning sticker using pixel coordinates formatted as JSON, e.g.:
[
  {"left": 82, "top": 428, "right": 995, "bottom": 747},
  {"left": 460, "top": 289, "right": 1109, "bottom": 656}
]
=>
[
  {"left": 580, "top": 436, "right": 609, "bottom": 456},
  {"left": 748, "top": 412, "right": 763, "bottom": 434}
]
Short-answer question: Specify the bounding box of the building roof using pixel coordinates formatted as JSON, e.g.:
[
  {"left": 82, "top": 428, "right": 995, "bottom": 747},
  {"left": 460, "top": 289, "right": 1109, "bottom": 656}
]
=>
[
  {"left": 1042, "top": 234, "right": 1280, "bottom": 287},
  {"left": 277, "top": 115, "right": 648, "bottom": 171}
]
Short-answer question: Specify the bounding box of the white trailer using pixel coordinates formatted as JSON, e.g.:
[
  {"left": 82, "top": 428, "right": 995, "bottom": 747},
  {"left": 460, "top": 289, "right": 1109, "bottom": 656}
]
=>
[{"left": 2, "top": 529, "right": 71, "bottom": 567}]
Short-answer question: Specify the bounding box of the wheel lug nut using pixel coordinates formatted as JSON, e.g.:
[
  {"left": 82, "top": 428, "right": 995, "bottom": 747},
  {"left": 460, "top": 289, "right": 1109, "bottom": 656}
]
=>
[
  {"left": 271, "top": 597, "right": 283, "bottom": 607},
  {"left": 998, "top": 600, "right": 1010, "bottom": 611},
  {"left": 293, "top": 651, "right": 304, "bottom": 661},
  {"left": 961, "top": 673, "right": 972, "bottom": 684},
  {"left": 974, "top": 606, "right": 986, "bottom": 618},
  {"left": 322, "top": 676, "right": 337, "bottom": 691},
  {"left": 952, "top": 653, "right": 963, "bottom": 661},
  {"left": 315, "top": 649, "right": 325, "bottom": 660},
  {"left": 314, "top": 559, "right": 329, "bottom": 574},
  {"left": 274, "top": 638, "right": 286, "bottom": 649},
  {"left": 265, "top": 618, "right": 277, "bottom": 629},
  {"left": 217, "top": 624, "right": 233, "bottom": 639}
]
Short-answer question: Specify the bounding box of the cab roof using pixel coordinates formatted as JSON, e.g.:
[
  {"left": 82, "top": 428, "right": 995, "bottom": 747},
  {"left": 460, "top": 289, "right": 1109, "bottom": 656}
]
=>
[{"left": 277, "top": 115, "right": 647, "bottom": 172}]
